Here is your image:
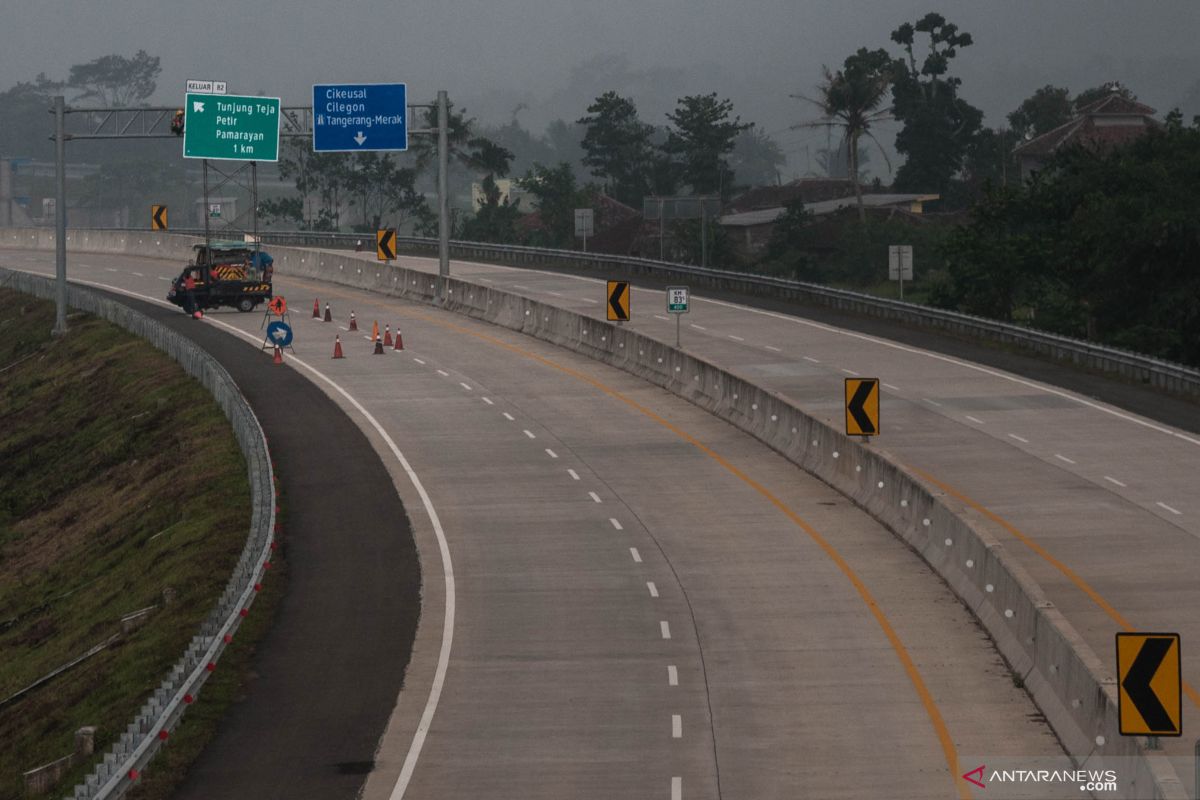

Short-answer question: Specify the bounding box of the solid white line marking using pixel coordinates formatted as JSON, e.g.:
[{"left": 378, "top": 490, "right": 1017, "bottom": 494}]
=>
[
  {"left": 841, "top": 368, "right": 859, "bottom": 375},
  {"left": 1157, "top": 502, "right": 1183, "bottom": 516},
  {"left": 630, "top": 547, "right": 642, "bottom": 563},
  {"left": 672, "top": 777, "right": 682, "bottom": 800},
  {"left": 1054, "top": 453, "right": 1076, "bottom": 464},
  {"left": 481, "top": 396, "right": 494, "bottom": 405},
  {"left": 609, "top": 518, "right": 623, "bottom": 531},
  {"left": 660, "top": 620, "right": 671, "bottom": 639},
  {"left": 924, "top": 398, "right": 943, "bottom": 407},
  {"left": 588, "top": 491, "right": 602, "bottom": 503},
  {"left": 668, "top": 665, "right": 678, "bottom": 686},
  {"left": 568, "top": 469, "right": 580, "bottom": 480},
  {"left": 1104, "top": 476, "right": 1127, "bottom": 487},
  {"left": 654, "top": 314, "right": 669, "bottom": 321},
  {"left": 545, "top": 448, "right": 558, "bottom": 459},
  {"left": 728, "top": 334, "right": 745, "bottom": 341},
  {"left": 883, "top": 382, "right": 900, "bottom": 391},
  {"left": 459, "top": 382, "right": 472, "bottom": 391},
  {"left": 502, "top": 412, "right": 515, "bottom": 421},
  {"left": 647, "top": 581, "right": 659, "bottom": 598},
  {"left": 765, "top": 345, "right": 782, "bottom": 352},
  {"left": 966, "top": 415, "right": 985, "bottom": 425},
  {"left": 523, "top": 429, "right": 536, "bottom": 439},
  {"left": 69, "top": 280, "right": 456, "bottom": 800},
  {"left": 689, "top": 323, "right": 706, "bottom": 331},
  {"left": 672, "top": 714, "right": 682, "bottom": 738},
  {"left": 1008, "top": 433, "right": 1029, "bottom": 444},
  {"left": 436, "top": 369, "right": 450, "bottom": 377}
]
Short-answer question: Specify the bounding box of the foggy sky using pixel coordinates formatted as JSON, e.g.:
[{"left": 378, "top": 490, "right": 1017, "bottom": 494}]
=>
[{"left": 4, "top": 0, "right": 1199, "bottom": 178}]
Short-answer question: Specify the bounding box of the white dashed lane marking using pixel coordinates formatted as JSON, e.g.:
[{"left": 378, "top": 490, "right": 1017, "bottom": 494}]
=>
[
  {"left": 544, "top": 448, "right": 558, "bottom": 459},
  {"left": 660, "top": 620, "right": 671, "bottom": 639},
  {"left": 672, "top": 714, "right": 682, "bottom": 739},
  {"left": 966, "top": 415, "right": 985, "bottom": 425},
  {"left": 841, "top": 368, "right": 859, "bottom": 376},
  {"left": 1157, "top": 502, "right": 1183, "bottom": 516},
  {"left": 672, "top": 776, "right": 682, "bottom": 800},
  {"left": 131, "top": 272, "right": 144, "bottom": 277},
  {"left": 1008, "top": 434, "right": 1030, "bottom": 444},
  {"left": 1054, "top": 454, "right": 1076, "bottom": 465},
  {"left": 924, "top": 398, "right": 943, "bottom": 407},
  {"left": 647, "top": 582, "right": 658, "bottom": 598},
  {"left": 630, "top": 547, "right": 642, "bottom": 563},
  {"left": 668, "top": 665, "right": 678, "bottom": 686},
  {"left": 413, "top": 357, "right": 426, "bottom": 364},
  {"left": 436, "top": 369, "right": 450, "bottom": 377},
  {"left": 654, "top": 314, "right": 669, "bottom": 321},
  {"left": 803, "top": 356, "right": 819, "bottom": 363},
  {"left": 502, "top": 412, "right": 515, "bottom": 421},
  {"left": 1104, "top": 476, "right": 1127, "bottom": 487},
  {"left": 689, "top": 324, "right": 706, "bottom": 331},
  {"left": 609, "top": 518, "right": 623, "bottom": 531},
  {"left": 765, "top": 345, "right": 782, "bottom": 352},
  {"left": 105, "top": 268, "right": 118, "bottom": 272},
  {"left": 588, "top": 491, "right": 602, "bottom": 503},
  {"left": 728, "top": 334, "right": 745, "bottom": 341},
  {"left": 883, "top": 382, "right": 900, "bottom": 391},
  {"left": 568, "top": 469, "right": 580, "bottom": 481},
  {"left": 523, "top": 429, "right": 536, "bottom": 439},
  {"left": 481, "top": 396, "right": 493, "bottom": 405}
]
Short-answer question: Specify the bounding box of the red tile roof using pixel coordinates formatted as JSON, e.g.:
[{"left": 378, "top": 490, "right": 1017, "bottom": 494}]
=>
[{"left": 1015, "top": 92, "right": 1159, "bottom": 158}]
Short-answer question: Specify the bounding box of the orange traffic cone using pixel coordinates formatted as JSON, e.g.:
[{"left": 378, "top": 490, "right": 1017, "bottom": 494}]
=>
[
  {"left": 371, "top": 320, "right": 380, "bottom": 341},
  {"left": 312, "top": 299, "right": 320, "bottom": 318},
  {"left": 332, "top": 336, "right": 345, "bottom": 359},
  {"left": 393, "top": 327, "right": 404, "bottom": 351},
  {"left": 373, "top": 337, "right": 385, "bottom": 355},
  {"left": 272, "top": 345, "right": 283, "bottom": 365},
  {"left": 349, "top": 311, "right": 358, "bottom": 331},
  {"left": 323, "top": 303, "right": 332, "bottom": 322},
  {"left": 383, "top": 325, "right": 393, "bottom": 347}
]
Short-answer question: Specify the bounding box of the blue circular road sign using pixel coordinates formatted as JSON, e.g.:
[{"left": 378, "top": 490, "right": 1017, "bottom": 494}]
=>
[{"left": 267, "top": 321, "right": 293, "bottom": 347}]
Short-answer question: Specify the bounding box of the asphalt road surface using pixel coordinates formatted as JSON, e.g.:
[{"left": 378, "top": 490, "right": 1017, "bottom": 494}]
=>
[{"left": 7, "top": 249, "right": 1088, "bottom": 799}]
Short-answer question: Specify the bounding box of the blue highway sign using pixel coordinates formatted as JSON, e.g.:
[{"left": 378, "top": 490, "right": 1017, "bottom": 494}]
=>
[
  {"left": 312, "top": 83, "right": 408, "bottom": 152},
  {"left": 267, "top": 321, "right": 294, "bottom": 347}
]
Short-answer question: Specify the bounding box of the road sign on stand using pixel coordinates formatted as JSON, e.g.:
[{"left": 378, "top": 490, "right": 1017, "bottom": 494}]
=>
[
  {"left": 1117, "top": 632, "right": 1181, "bottom": 736},
  {"left": 845, "top": 378, "right": 880, "bottom": 437},
  {"left": 313, "top": 83, "right": 408, "bottom": 153},
  {"left": 607, "top": 280, "right": 630, "bottom": 322},
  {"left": 889, "top": 244, "right": 913, "bottom": 300},
  {"left": 377, "top": 229, "right": 396, "bottom": 261},
  {"left": 151, "top": 205, "right": 167, "bottom": 230},
  {"left": 264, "top": 320, "right": 294, "bottom": 352},
  {"left": 184, "top": 93, "right": 281, "bottom": 161}
]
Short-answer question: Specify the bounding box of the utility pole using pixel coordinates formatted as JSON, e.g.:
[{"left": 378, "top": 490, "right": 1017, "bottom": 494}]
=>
[
  {"left": 437, "top": 89, "right": 449, "bottom": 302},
  {"left": 52, "top": 95, "right": 68, "bottom": 336}
]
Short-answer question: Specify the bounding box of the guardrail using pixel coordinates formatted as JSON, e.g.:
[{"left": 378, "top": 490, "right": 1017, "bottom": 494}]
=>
[
  {"left": 0, "top": 267, "right": 276, "bottom": 800},
  {"left": 94, "top": 226, "right": 1200, "bottom": 398}
]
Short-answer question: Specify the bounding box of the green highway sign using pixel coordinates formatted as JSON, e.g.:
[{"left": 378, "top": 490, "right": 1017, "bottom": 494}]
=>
[
  {"left": 183, "top": 93, "right": 280, "bottom": 162},
  {"left": 667, "top": 286, "right": 689, "bottom": 313}
]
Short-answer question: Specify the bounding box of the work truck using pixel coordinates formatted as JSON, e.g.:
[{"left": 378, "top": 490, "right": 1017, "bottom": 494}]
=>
[{"left": 167, "top": 241, "right": 273, "bottom": 314}]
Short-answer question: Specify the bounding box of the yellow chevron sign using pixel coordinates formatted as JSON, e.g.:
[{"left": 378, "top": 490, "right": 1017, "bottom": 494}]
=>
[
  {"left": 607, "top": 280, "right": 630, "bottom": 321},
  {"left": 1117, "top": 632, "right": 1182, "bottom": 736},
  {"left": 151, "top": 205, "right": 167, "bottom": 230},
  {"left": 844, "top": 378, "right": 880, "bottom": 437}
]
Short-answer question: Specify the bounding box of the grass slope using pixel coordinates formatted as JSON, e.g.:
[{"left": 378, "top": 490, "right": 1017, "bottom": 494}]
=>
[{"left": 0, "top": 289, "right": 253, "bottom": 799}]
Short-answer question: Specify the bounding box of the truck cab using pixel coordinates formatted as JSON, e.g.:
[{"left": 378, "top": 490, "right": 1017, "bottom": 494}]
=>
[{"left": 167, "top": 242, "right": 273, "bottom": 313}]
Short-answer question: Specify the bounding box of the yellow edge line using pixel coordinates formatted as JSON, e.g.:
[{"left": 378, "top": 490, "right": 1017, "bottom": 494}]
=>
[
  {"left": 909, "top": 465, "right": 1200, "bottom": 710},
  {"left": 406, "top": 309, "right": 972, "bottom": 799}
]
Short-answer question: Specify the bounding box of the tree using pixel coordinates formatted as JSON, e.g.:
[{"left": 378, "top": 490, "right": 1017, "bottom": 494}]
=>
[
  {"left": 729, "top": 128, "right": 786, "bottom": 187},
  {"left": 519, "top": 162, "right": 583, "bottom": 248},
  {"left": 1008, "top": 85, "right": 1072, "bottom": 140},
  {"left": 0, "top": 76, "right": 59, "bottom": 160},
  {"left": 963, "top": 126, "right": 1018, "bottom": 195},
  {"left": 815, "top": 138, "right": 871, "bottom": 180},
  {"left": 578, "top": 92, "right": 657, "bottom": 206},
  {"left": 459, "top": 174, "right": 521, "bottom": 244},
  {"left": 794, "top": 48, "right": 893, "bottom": 219},
  {"left": 889, "top": 13, "right": 984, "bottom": 196},
  {"left": 663, "top": 93, "right": 752, "bottom": 197},
  {"left": 64, "top": 50, "right": 160, "bottom": 106}
]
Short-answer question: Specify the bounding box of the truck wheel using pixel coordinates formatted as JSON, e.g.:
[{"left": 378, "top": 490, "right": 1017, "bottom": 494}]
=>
[{"left": 237, "top": 298, "right": 255, "bottom": 312}]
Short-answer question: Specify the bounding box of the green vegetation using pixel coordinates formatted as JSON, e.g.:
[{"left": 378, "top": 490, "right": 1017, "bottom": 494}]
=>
[{"left": 0, "top": 290, "right": 254, "bottom": 798}]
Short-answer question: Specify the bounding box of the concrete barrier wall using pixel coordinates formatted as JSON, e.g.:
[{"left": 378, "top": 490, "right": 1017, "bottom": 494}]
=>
[
  {"left": 0, "top": 265, "right": 275, "bottom": 800},
  {"left": 1, "top": 230, "right": 1183, "bottom": 798}
]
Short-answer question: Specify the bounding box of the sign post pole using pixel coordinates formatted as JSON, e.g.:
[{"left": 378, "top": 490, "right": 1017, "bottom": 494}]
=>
[
  {"left": 52, "top": 95, "right": 67, "bottom": 336},
  {"left": 437, "top": 90, "right": 449, "bottom": 302}
]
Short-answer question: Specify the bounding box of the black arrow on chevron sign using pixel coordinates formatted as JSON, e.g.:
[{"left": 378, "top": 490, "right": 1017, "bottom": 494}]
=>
[
  {"left": 1121, "top": 636, "right": 1176, "bottom": 733},
  {"left": 847, "top": 380, "right": 877, "bottom": 434}
]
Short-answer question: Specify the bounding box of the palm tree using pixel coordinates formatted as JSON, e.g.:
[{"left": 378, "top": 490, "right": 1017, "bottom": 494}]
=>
[{"left": 793, "top": 61, "right": 893, "bottom": 221}]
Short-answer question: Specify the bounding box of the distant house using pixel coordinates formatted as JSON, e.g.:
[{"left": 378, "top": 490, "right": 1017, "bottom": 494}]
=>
[
  {"left": 719, "top": 192, "right": 940, "bottom": 258},
  {"left": 1013, "top": 93, "right": 1160, "bottom": 180}
]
